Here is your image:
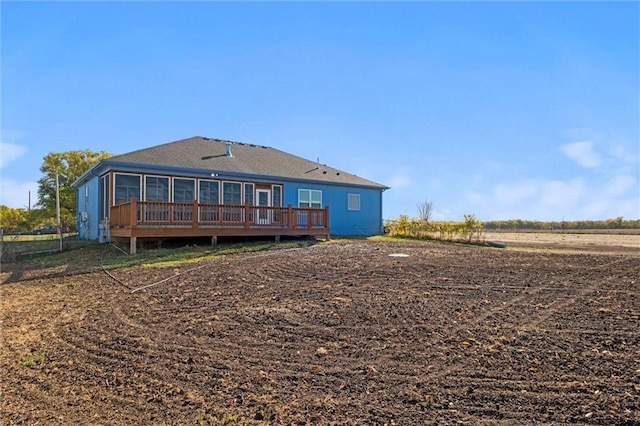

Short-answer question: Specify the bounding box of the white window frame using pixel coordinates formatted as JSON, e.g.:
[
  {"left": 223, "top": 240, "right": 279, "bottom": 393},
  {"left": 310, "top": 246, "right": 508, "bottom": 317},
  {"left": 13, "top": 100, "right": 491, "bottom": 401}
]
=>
[
  {"left": 222, "top": 181, "right": 242, "bottom": 205},
  {"left": 272, "top": 185, "right": 283, "bottom": 207},
  {"left": 198, "top": 179, "right": 220, "bottom": 204},
  {"left": 348, "top": 193, "right": 361, "bottom": 211},
  {"left": 100, "top": 173, "right": 110, "bottom": 220},
  {"left": 144, "top": 175, "right": 170, "bottom": 202},
  {"left": 113, "top": 172, "right": 141, "bottom": 205},
  {"left": 244, "top": 183, "right": 255, "bottom": 206},
  {"left": 298, "top": 189, "right": 322, "bottom": 208},
  {"left": 173, "top": 177, "right": 195, "bottom": 202}
]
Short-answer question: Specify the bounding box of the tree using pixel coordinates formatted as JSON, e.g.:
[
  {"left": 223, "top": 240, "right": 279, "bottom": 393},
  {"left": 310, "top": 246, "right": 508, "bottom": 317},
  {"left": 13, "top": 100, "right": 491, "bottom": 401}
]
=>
[
  {"left": 416, "top": 199, "right": 434, "bottom": 222},
  {"left": 37, "top": 150, "right": 111, "bottom": 227},
  {"left": 0, "top": 205, "right": 26, "bottom": 232}
]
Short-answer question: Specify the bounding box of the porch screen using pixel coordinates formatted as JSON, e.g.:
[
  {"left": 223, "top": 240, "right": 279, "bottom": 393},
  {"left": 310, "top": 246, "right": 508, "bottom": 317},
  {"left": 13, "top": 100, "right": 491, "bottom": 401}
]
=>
[
  {"left": 199, "top": 180, "right": 219, "bottom": 204},
  {"left": 174, "top": 178, "right": 195, "bottom": 202},
  {"left": 100, "top": 174, "right": 110, "bottom": 219},
  {"left": 114, "top": 174, "right": 141, "bottom": 204},
  {"left": 198, "top": 180, "right": 219, "bottom": 222},
  {"left": 223, "top": 182, "right": 242, "bottom": 205},
  {"left": 145, "top": 176, "right": 169, "bottom": 201},
  {"left": 244, "top": 183, "right": 254, "bottom": 206}
]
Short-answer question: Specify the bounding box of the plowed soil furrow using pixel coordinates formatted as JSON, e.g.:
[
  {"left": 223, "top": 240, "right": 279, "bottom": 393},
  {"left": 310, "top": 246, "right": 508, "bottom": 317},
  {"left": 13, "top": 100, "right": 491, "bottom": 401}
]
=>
[{"left": 2, "top": 239, "right": 639, "bottom": 425}]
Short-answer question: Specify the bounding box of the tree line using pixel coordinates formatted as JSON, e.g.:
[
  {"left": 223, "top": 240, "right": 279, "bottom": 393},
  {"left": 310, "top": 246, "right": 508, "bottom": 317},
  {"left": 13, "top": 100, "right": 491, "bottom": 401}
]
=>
[
  {"left": 1, "top": 150, "right": 111, "bottom": 233},
  {"left": 482, "top": 217, "right": 639, "bottom": 230}
]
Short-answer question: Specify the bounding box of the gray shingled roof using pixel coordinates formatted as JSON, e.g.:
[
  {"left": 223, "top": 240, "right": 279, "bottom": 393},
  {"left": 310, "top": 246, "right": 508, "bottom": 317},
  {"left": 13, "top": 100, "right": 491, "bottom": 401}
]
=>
[{"left": 107, "top": 136, "right": 388, "bottom": 189}]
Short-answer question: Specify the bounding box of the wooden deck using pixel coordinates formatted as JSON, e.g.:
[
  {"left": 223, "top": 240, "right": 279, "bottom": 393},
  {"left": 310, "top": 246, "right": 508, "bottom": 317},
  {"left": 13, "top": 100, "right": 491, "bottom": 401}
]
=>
[{"left": 108, "top": 198, "right": 330, "bottom": 253}]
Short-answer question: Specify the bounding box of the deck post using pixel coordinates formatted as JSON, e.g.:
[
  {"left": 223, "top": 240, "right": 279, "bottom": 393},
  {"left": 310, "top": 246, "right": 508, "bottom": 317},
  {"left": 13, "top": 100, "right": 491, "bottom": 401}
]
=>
[
  {"left": 192, "top": 199, "right": 198, "bottom": 228},
  {"left": 130, "top": 236, "right": 137, "bottom": 255},
  {"left": 211, "top": 235, "right": 217, "bottom": 248},
  {"left": 287, "top": 204, "right": 293, "bottom": 230},
  {"left": 324, "top": 206, "right": 330, "bottom": 231},
  {"left": 130, "top": 197, "right": 137, "bottom": 229},
  {"left": 244, "top": 203, "right": 250, "bottom": 229},
  {"left": 275, "top": 235, "right": 280, "bottom": 243}
]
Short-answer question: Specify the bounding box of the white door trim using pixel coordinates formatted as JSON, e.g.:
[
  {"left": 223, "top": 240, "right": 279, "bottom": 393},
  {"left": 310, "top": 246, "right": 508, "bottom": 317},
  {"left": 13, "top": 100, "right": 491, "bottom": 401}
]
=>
[{"left": 256, "top": 189, "right": 271, "bottom": 225}]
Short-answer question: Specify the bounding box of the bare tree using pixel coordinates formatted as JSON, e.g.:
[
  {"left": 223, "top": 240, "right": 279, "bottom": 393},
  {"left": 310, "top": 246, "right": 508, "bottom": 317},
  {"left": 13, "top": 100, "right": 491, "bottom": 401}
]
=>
[{"left": 417, "top": 199, "right": 434, "bottom": 222}]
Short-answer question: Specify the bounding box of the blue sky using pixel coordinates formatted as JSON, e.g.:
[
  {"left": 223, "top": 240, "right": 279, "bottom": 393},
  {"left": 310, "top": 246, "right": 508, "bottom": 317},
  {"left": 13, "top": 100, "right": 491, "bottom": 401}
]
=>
[{"left": 2, "top": 1, "right": 638, "bottom": 221}]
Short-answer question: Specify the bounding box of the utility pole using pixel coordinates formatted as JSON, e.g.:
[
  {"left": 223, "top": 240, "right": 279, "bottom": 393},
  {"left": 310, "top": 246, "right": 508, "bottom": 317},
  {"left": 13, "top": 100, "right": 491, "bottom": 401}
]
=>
[{"left": 56, "top": 170, "right": 62, "bottom": 252}]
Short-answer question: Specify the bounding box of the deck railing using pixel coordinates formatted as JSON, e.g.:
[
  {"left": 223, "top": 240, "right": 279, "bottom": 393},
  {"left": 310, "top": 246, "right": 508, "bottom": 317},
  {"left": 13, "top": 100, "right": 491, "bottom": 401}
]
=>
[{"left": 109, "top": 198, "right": 329, "bottom": 231}]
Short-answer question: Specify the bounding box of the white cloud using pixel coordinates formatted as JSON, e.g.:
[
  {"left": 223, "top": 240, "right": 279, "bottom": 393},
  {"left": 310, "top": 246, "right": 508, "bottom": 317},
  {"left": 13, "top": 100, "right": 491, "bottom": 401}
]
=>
[
  {"left": 0, "top": 143, "right": 28, "bottom": 170},
  {"left": 467, "top": 174, "right": 639, "bottom": 220},
  {"left": 581, "top": 199, "right": 613, "bottom": 218},
  {"left": 459, "top": 135, "right": 639, "bottom": 220},
  {"left": 0, "top": 179, "right": 39, "bottom": 209},
  {"left": 560, "top": 141, "right": 601, "bottom": 168},
  {"left": 608, "top": 143, "right": 639, "bottom": 170},
  {"left": 539, "top": 178, "right": 586, "bottom": 209},
  {"left": 388, "top": 171, "right": 413, "bottom": 190},
  {"left": 605, "top": 174, "right": 637, "bottom": 197}
]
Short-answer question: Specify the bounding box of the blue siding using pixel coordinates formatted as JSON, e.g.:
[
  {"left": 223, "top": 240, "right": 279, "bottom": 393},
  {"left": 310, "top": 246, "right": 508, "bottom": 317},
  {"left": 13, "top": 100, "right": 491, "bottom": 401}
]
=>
[
  {"left": 283, "top": 181, "right": 384, "bottom": 236},
  {"left": 75, "top": 176, "right": 101, "bottom": 240},
  {"left": 75, "top": 171, "right": 385, "bottom": 240}
]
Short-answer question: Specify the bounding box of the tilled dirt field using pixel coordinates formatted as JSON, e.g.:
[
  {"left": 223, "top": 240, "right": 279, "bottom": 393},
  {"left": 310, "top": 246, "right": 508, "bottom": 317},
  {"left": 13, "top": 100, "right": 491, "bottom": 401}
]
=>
[
  {"left": 1, "top": 240, "right": 639, "bottom": 425},
  {"left": 483, "top": 231, "right": 639, "bottom": 255}
]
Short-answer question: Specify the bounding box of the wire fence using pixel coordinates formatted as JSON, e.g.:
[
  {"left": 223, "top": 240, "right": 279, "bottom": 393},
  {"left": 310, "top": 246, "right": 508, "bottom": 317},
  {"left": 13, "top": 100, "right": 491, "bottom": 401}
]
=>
[{"left": 0, "top": 231, "right": 75, "bottom": 264}]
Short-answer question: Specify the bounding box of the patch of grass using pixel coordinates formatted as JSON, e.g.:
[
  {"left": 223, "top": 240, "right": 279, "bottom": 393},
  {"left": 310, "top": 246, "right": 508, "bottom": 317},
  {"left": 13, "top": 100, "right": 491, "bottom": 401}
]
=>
[
  {"left": 20, "top": 353, "right": 45, "bottom": 368},
  {"left": 4, "top": 238, "right": 318, "bottom": 276},
  {"left": 368, "top": 235, "right": 438, "bottom": 244},
  {"left": 130, "top": 240, "right": 315, "bottom": 268}
]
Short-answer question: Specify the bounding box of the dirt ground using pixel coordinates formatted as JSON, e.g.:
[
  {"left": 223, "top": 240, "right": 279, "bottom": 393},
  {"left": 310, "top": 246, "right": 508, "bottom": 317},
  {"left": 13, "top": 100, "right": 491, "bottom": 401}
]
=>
[
  {"left": 1, "top": 236, "right": 639, "bottom": 425},
  {"left": 484, "top": 231, "right": 639, "bottom": 255}
]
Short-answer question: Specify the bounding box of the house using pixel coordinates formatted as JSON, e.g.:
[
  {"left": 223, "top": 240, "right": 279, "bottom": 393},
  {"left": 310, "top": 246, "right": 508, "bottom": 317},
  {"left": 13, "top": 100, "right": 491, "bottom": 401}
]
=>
[{"left": 72, "top": 136, "right": 388, "bottom": 253}]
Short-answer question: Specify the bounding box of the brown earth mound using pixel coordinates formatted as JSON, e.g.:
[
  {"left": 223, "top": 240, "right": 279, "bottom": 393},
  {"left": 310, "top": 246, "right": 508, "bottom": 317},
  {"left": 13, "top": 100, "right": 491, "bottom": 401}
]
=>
[{"left": 1, "top": 240, "right": 639, "bottom": 425}]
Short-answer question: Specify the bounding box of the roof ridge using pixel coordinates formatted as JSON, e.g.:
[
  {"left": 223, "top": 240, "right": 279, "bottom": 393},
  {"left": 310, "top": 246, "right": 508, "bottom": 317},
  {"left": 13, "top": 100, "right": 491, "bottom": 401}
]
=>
[{"left": 102, "top": 136, "right": 388, "bottom": 189}]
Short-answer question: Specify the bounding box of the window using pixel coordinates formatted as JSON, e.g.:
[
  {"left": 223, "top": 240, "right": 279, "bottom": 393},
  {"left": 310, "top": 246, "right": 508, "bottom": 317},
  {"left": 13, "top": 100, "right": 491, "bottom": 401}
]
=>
[
  {"left": 173, "top": 178, "right": 195, "bottom": 202},
  {"left": 244, "top": 183, "right": 254, "bottom": 206},
  {"left": 272, "top": 185, "right": 282, "bottom": 207},
  {"left": 222, "top": 181, "right": 242, "bottom": 222},
  {"left": 142, "top": 176, "right": 170, "bottom": 222},
  {"left": 170, "top": 178, "right": 194, "bottom": 222},
  {"left": 348, "top": 193, "right": 361, "bottom": 211},
  {"left": 299, "top": 189, "right": 322, "bottom": 208},
  {"left": 199, "top": 180, "right": 219, "bottom": 222},
  {"left": 100, "top": 174, "right": 110, "bottom": 220},
  {"left": 199, "top": 180, "right": 219, "bottom": 204},
  {"left": 223, "top": 182, "right": 242, "bottom": 205},
  {"left": 145, "top": 176, "right": 169, "bottom": 201},
  {"left": 114, "top": 173, "right": 141, "bottom": 204}
]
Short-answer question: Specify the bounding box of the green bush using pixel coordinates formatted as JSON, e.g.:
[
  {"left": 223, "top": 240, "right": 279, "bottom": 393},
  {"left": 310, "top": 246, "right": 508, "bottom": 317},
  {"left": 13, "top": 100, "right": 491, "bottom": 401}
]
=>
[{"left": 385, "top": 215, "right": 484, "bottom": 244}]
